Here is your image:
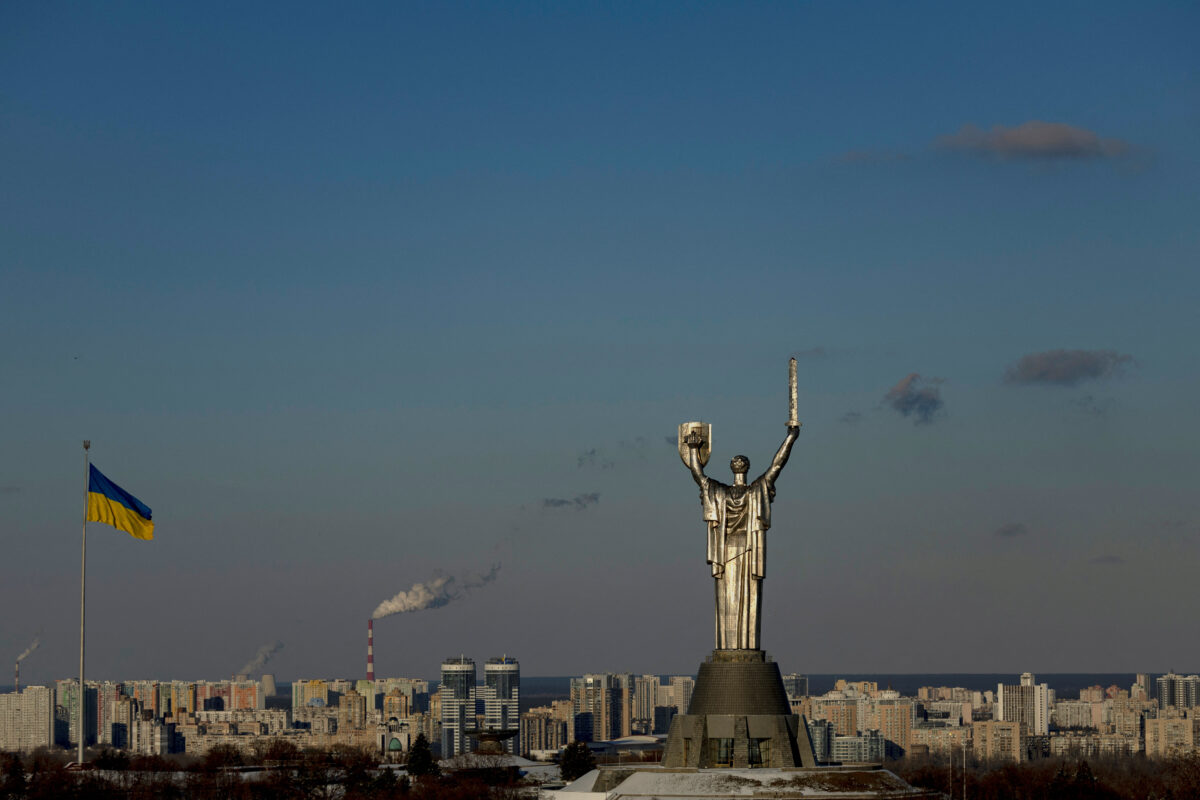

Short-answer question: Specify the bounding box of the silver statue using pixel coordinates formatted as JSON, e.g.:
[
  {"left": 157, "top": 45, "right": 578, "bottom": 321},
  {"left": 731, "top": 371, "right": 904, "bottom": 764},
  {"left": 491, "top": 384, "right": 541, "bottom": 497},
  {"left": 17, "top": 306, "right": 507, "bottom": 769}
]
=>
[{"left": 680, "top": 360, "right": 800, "bottom": 651}]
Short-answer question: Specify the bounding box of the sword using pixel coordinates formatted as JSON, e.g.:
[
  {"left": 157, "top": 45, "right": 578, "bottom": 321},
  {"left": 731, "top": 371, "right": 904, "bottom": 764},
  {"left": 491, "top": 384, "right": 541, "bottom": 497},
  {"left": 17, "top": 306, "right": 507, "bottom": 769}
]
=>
[{"left": 788, "top": 357, "right": 799, "bottom": 427}]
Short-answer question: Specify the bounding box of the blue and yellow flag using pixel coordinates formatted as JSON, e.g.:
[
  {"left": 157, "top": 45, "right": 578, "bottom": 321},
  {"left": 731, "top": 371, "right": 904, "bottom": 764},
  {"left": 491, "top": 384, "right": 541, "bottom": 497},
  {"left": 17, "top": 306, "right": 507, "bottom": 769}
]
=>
[{"left": 87, "top": 464, "right": 154, "bottom": 540}]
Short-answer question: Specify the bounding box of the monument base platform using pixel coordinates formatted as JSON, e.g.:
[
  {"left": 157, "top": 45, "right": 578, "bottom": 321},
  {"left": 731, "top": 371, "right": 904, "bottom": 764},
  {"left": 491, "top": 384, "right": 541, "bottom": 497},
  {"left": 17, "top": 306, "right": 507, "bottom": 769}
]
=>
[
  {"left": 546, "top": 765, "right": 941, "bottom": 799},
  {"left": 662, "top": 650, "right": 817, "bottom": 769}
]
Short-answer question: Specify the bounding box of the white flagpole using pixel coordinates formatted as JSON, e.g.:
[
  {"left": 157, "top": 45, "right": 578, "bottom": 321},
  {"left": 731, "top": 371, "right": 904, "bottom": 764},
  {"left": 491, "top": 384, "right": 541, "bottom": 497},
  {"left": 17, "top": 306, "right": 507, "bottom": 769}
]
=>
[{"left": 79, "top": 440, "right": 90, "bottom": 764}]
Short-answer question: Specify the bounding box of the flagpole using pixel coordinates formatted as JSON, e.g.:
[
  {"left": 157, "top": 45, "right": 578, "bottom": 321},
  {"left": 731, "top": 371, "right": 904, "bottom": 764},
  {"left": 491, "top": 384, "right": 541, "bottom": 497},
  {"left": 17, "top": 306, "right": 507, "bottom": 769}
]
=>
[{"left": 79, "top": 440, "right": 90, "bottom": 765}]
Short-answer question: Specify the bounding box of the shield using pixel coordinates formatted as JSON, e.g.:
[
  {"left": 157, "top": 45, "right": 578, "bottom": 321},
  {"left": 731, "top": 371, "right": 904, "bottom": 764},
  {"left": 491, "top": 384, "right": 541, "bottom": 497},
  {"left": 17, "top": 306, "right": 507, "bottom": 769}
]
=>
[{"left": 678, "top": 421, "right": 712, "bottom": 468}]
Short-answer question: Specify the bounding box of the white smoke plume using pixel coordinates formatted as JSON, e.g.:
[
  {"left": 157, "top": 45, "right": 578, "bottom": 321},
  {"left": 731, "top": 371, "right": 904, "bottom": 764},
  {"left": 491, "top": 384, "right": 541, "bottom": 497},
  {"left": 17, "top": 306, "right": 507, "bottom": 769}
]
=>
[
  {"left": 238, "top": 641, "right": 283, "bottom": 677},
  {"left": 16, "top": 637, "right": 39, "bottom": 663},
  {"left": 372, "top": 563, "right": 501, "bottom": 619}
]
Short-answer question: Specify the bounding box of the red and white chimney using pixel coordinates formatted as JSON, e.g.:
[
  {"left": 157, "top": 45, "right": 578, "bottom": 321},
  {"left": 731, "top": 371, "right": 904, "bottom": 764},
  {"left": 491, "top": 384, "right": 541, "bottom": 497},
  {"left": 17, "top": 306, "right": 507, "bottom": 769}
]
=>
[{"left": 367, "top": 619, "right": 375, "bottom": 681}]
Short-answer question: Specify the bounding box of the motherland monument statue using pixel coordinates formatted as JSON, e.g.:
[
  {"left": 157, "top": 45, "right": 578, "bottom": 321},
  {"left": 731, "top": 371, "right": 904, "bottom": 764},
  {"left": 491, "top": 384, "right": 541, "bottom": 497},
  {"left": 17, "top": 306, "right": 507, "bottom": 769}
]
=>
[{"left": 661, "top": 357, "right": 818, "bottom": 769}]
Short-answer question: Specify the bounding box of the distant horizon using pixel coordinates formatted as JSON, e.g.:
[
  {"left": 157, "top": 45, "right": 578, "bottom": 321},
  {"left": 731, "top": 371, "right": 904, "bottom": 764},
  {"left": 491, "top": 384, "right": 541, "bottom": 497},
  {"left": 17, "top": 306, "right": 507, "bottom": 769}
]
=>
[{"left": 9, "top": 669, "right": 1191, "bottom": 688}]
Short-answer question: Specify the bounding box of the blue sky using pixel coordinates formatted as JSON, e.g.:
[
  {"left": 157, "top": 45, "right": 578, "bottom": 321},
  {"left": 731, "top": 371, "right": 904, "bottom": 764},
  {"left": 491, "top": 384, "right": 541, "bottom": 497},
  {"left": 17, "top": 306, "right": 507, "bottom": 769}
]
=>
[{"left": 2, "top": 1, "right": 1198, "bottom": 683}]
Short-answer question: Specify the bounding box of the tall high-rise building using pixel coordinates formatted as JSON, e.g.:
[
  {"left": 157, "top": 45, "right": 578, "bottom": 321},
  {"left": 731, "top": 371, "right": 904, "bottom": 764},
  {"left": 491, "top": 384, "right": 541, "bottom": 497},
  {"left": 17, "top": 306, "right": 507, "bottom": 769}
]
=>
[
  {"left": 0, "top": 687, "right": 54, "bottom": 752},
  {"left": 107, "top": 695, "right": 138, "bottom": 748},
  {"left": 441, "top": 656, "right": 476, "bottom": 756},
  {"left": 338, "top": 689, "right": 368, "bottom": 731},
  {"left": 1145, "top": 716, "right": 1196, "bottom": 758},
  {"left": 483, "top": 656, "right": 520, "bottom": 754},
  {"left": 163, "top": 681, "right": 195, "bottom": 716},
  {"left": 876, "top": 699, "right": 914, "bottom": 759},
  {"left": 96, "top": 682, "right": 123, "bottom": 745},
  {"left": 291, "top": 679, "right": 330, "bottom": 713},
  {"left": 55, "top": 680, "right": 97, "bottom": 748},
  {"left": 782, "top": 673, "right": 809, "bottom": 698},
  {"left": 632, "top": 675, "right": 661, "bottom": 734},
  {"left": 383, "top": 688, "right": 411, "bottom": 721},
  {"left": 520, "top": 708, "right": 569, "bottom": 755},
  {"left": 1156, "top": 672, "right": 1200, "bottom": 710},
  {"left": 230, "top": 680, "right": 262, "bottom": 711},
  {"left": 614, "top": 673, "right": 634, "bottom": 738},
  {"left": 126, "top": 681, "right": 161, "bottom": 718},
  {"left": 818, "top": 697, "right": 858, "bottom": 737},
  {"left": 669, "top": 676, "right": 694, "bottom": 715},
  {"left": 996, "top": 673, "right": 1048, "bottom": 736},
  {"left": 195, "top": 681, "right": 231, "bottom": 712},
  {"left": 806, "top": 718, "right": 834, "bottom": 763},
  {"left": 570, "top": 673, "right": 629, "bottom": 742}
]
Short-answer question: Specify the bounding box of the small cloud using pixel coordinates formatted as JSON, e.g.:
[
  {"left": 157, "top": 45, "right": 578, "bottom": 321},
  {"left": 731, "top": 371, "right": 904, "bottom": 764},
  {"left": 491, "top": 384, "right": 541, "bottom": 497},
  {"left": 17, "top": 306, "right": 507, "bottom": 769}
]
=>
[
  {"left": 577, "top": 448, "right": 614, "bottom": 470},
  {"left": 993, "top": 522, "right": 1029, "bottom": 538},
  {"left": 839, "top": 411, "right": 863, "bottom": 425},
  {"left": 0, "top": 486, "right": 21, "bottom": 495},
  {"left": 579, "top": 437, "right": 650, "bottom": 469},
  {"left": 792, "top": 347, "right": 828, "bottom": 360},
  {"left": 838, "top": 150, "right": 910, "bottom": 164},
  {"left": 1089, "top": 554, "right": 1125, "bottom": 565},
  {"left": 664, "top": 435, "right": 677, "bottom": 447},
  {"left": 1004, "top": 349, "right": 1133, "bottom": 386},
  {"left": 884, "top": 373, "right": 945, "bottom": 425},
  {"left": 541, "top": 493, "right": 600, "bottom": 511},
  {"left": 1074, "top": 394, "right": 1113, "bottom": 416},
  {"left": 937, "top": 121, "right": 1130, "bottom": 160}
]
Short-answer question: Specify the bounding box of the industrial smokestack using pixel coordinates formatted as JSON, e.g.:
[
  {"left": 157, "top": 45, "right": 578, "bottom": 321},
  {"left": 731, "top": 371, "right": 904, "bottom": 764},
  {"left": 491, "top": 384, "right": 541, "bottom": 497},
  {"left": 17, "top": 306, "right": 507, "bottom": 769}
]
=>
[
  {"left": 367, "top": 619, "right": 375, "bottom": 681},
  {"left": 14, "top": 635, "right": 39, "bottom": 694}
]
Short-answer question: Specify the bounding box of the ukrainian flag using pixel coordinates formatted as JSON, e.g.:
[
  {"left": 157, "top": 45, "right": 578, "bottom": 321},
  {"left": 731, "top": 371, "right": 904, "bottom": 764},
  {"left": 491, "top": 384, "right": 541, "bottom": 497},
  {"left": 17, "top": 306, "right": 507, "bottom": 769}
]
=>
[{"left": 87, "top": 464, "right": 154, "bottom": 540}]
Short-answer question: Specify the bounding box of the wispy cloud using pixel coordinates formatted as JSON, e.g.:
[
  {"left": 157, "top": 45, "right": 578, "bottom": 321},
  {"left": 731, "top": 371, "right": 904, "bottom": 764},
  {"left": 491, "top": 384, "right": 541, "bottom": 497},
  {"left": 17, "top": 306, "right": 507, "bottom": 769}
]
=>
[
  {"left": 792, "top": 346, "right": 829, "bottom": 360},
  {"left": 577, "top": 448, "right": 614, "bottom": 470},
  {"left": 839, "top": 411, "right": 863, "bottom": 425},
  {"left": 1089, "top": 554, "right": 1125, "bottom": 565},
  {"left": 937, "top": 121, "right": 1130, "bottom": 160},
  {"left": 1004, "top": 349, "right": 1133, "bottom": 386},
  {"left": 541, "top": 493, "right": 600, "bottom": 511},
  {"left": 884, "top": 373, "right": 945, "bottom": 425},
  {"left": 993, "top": 522, "right": 1029, "bottom": 538},
  {"left": 0, "top": 486, "right": 21, "bottom": 495},
  {"left": 578, "top": 436, "right": 651, "bottom": 470}
]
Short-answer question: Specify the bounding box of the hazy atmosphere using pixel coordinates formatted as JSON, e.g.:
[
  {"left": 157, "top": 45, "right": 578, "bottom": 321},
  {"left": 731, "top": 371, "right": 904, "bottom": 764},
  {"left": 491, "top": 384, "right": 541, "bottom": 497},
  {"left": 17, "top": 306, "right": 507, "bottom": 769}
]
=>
[{"left": 2, "top": 2, "right": 1197, "bottom": 684}]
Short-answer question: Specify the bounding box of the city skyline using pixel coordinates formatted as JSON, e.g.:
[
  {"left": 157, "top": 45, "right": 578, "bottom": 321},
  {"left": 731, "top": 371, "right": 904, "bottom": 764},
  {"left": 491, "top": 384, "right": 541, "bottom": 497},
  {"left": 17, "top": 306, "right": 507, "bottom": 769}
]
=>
[
  {"left": 5, "top": 666, "right": 1198, "bottom": 763},
  {"left": 2, "top": 1, "right": 1198, "bottom": 681}
]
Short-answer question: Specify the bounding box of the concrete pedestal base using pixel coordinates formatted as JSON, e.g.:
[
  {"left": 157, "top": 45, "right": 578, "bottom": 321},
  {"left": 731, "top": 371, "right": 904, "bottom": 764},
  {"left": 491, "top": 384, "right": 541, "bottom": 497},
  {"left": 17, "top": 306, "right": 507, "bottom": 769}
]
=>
[{"left": 661, "top": 650, "right": 817, "bottom": 769}]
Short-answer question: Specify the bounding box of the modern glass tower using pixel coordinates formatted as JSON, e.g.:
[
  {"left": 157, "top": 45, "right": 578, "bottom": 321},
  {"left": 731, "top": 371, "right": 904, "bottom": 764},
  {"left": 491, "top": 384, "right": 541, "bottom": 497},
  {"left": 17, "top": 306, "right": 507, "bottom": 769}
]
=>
[
  {"left": 440, "top": 656, "right": 476, "bottom": 756},
  {"left": 483, "top": 656, "right": 520, "bottom": 754}
]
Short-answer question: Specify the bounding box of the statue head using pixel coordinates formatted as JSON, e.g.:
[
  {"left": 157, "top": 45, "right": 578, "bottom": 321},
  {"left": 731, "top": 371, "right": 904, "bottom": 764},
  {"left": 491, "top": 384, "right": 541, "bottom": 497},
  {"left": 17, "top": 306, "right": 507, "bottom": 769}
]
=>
[{"left": 730, "top": 455, "right": 750, "bottom": 475}]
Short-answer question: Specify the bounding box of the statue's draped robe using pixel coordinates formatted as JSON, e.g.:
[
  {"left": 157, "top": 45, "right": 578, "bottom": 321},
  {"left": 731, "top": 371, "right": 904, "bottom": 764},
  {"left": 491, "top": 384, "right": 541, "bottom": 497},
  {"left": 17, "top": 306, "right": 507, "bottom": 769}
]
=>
[{"left": 700, "top": 475, "right": 775, "bottom": 650}]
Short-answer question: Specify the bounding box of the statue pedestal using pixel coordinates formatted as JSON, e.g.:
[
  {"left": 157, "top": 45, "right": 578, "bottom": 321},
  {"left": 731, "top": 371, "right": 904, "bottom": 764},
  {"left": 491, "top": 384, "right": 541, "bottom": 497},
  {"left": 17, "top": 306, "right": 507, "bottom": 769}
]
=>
[{"left": 661, "top": 649, "right": 817, "bottom": 768}]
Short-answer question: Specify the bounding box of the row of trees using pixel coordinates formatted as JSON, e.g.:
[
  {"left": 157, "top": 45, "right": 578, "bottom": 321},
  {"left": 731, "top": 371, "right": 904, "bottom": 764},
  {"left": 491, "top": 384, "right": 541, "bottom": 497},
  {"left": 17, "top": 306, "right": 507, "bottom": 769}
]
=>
[
  {"left": 895, "top": 752, "right": 1200, "bottom": 800},
  {"left": 0, "top": 734, "right": 556, "bottom": 800}
]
